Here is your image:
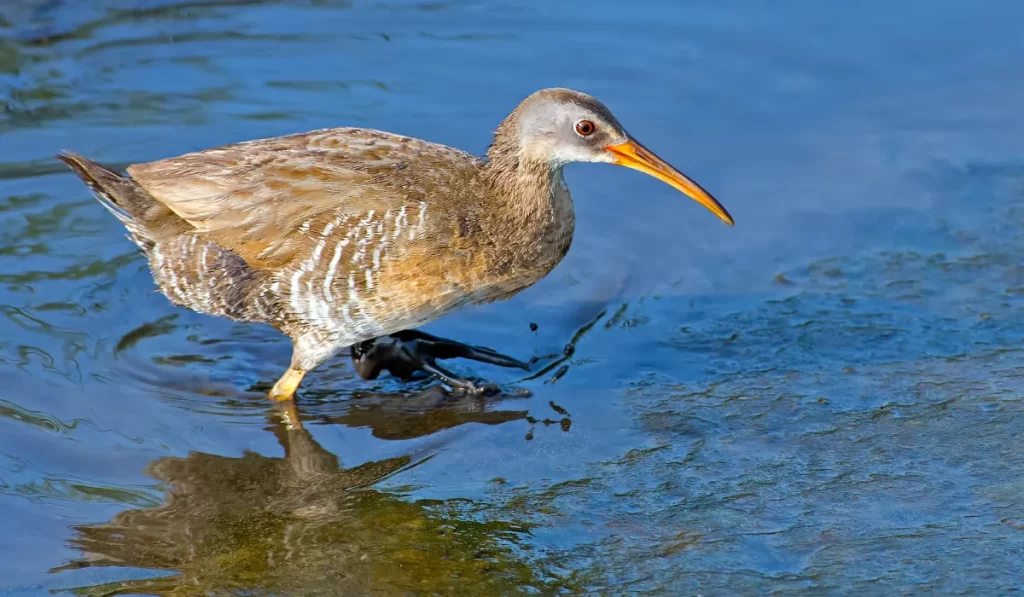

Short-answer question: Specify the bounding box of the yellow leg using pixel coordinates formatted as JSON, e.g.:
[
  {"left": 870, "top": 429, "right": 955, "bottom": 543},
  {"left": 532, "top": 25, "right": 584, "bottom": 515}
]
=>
[{"left": 268, "top": 367, "right": 306, "bottom": 401}]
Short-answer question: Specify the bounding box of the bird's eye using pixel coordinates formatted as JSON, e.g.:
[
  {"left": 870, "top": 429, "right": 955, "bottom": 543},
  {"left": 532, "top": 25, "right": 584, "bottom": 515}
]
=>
[{"left": 574, "top": 120, "right": 596, "bottom": 136}]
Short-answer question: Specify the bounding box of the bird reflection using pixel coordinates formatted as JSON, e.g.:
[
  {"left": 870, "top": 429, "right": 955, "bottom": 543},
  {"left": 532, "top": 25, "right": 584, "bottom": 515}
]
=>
[
  {"left": 51, "top": 392, "right": 573, "bottom": 595},
  {"left": 307, "top": 385, "right": 534, "bottom": 439}
]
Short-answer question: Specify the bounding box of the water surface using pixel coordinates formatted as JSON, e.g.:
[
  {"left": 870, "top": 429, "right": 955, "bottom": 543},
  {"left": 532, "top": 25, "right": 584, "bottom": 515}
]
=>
[{"left": 2, "top": 1, "right": 1024, "bottom": 594}]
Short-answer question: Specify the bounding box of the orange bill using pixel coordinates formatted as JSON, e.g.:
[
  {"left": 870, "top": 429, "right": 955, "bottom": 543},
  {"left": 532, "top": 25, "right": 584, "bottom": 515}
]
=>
[{"left": 606, "top": 140, "right": 734, "bottom": 226}]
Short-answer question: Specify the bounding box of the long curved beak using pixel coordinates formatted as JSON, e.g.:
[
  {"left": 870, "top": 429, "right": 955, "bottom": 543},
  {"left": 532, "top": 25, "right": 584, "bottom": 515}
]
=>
[{"left": 606, "top": 139, "right": 734, "bottom": 226}]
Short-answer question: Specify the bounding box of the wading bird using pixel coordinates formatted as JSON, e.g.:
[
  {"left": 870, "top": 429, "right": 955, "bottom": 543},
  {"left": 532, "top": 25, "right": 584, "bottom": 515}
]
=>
[{"left": 59, "top": 88, "right": 733, "bottom": 401}]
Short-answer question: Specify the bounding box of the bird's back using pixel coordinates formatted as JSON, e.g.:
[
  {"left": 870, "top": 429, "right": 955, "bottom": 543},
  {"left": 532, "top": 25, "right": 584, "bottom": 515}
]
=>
[{"left": 125, "top": 127, "right": 490, "bottom": 269}]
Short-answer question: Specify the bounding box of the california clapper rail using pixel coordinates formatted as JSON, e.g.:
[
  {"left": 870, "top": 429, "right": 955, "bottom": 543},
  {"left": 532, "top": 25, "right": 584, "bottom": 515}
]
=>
[{"left": 58, "top": 88, "right": 734, "bottom": 401}]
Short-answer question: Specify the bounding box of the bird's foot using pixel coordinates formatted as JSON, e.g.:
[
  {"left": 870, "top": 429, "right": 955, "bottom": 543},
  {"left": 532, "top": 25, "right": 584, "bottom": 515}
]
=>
[{"left": 351, "top": 330, "right": 529, "bottom": 395}]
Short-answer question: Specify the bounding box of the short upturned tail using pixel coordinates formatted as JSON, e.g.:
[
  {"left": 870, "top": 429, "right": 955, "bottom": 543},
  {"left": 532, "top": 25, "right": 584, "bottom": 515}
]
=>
[
  {"left": 56, "top": 150, "right": 186, "bottom": 251},
  {"left": 57, "top": 152, "right": 138, "bottom": 224}
]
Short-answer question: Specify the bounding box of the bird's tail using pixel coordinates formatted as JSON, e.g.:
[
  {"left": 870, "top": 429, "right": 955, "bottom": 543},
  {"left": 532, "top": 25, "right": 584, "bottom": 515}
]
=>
[
  {"left": 57, "top": 152, "right": 137, "bottom": 222},
  {"left": 56, "top": 151, "right": 169, "bottom": 250}
]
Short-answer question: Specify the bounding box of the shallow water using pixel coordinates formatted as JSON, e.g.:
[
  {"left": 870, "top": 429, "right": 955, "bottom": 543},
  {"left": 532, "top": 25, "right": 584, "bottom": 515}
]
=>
[{"left": 2, "top": 1, "right": 1024, "bottom": 594}]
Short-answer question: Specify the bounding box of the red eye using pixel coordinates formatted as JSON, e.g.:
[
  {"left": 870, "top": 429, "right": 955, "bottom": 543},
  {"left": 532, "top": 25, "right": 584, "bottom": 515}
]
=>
[{"left": 575, "top": 120, "right": 596, "bottom": 136}]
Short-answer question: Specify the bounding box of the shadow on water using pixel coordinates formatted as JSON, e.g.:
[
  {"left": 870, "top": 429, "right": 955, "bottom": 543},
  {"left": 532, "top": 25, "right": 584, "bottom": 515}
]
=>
[{"left": 50, "top": 395, "right": 574, "bottom": 596}]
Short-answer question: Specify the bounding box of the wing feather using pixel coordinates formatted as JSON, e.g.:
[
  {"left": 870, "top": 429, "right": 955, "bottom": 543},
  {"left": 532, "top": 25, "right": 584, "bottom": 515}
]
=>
[{"left": 126, "top": 127, "right": 484, "bottom": 269}]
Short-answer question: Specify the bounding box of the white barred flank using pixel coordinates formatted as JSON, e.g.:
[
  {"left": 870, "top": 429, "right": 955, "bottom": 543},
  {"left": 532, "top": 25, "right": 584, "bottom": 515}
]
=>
[
  {"left": 145, "top": 234, "right": 267, "bottom": 322},
  {"left": 277, "top": 202, "right": 429, "bottom": 340}
]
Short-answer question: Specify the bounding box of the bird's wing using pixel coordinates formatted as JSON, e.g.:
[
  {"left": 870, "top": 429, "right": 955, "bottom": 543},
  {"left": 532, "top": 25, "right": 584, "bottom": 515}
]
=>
[{"left": 126, "top": 127, "right": 484, "bottom": 270}]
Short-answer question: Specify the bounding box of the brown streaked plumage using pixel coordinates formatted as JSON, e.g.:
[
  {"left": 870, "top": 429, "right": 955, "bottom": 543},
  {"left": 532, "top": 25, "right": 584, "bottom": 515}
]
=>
[{"left": 58, "top": 88, "right": 733, "bottom": 400}]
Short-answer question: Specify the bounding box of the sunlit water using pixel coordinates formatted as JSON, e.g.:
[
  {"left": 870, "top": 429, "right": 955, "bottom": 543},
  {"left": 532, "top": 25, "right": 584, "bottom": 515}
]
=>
[{"left": 2, "top": 1, "right": 1024, "bottom": 594}]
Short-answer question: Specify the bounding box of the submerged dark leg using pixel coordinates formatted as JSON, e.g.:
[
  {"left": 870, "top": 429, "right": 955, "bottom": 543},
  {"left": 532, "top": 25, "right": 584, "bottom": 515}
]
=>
[{"left": 351, "top": 330, "right": 529, "bottom": 394}]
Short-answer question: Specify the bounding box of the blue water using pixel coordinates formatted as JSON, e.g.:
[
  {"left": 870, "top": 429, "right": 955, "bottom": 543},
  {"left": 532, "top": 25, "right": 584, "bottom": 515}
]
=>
[{"left": 2, "top": 1, "right": 1024, "bottom": 594}]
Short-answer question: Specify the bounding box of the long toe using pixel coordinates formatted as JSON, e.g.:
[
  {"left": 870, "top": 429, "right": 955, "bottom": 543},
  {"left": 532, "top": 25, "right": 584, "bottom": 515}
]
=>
[
  {"left": 404, "top": 333, "right": 529, "bottom": 370},
  {"left": 456, "top": 345, "right": 530, "bottom": 371}
]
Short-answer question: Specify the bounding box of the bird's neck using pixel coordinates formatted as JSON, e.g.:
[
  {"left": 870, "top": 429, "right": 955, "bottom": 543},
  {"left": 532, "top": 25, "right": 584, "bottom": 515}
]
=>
[
  {"left": 484, "top": 139, "right": 572, "bottom": 220},
  {"left": 483, "top": 143, "right": 575, "bottom": 266}
]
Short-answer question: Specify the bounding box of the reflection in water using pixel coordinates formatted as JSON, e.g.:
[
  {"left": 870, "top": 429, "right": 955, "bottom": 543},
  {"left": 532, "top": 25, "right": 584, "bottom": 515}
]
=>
[
  {"left": 318, "top": 386, "right": 538, "bottom": 440},
  {"left": 52, "top": 399, "right": 573, "bottom": 596}
]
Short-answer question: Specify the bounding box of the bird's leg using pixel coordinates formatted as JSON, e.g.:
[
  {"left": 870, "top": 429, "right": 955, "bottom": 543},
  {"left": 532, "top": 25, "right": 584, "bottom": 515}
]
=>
[
  {"left": 269, "top": 367, "right": 307, "bottom": 401},
  {"left": 351, "top": 330, "right": 529, "bottom": 394},
  {"left": 269, "top": 334, "right": 342, "bottom": 401}
]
